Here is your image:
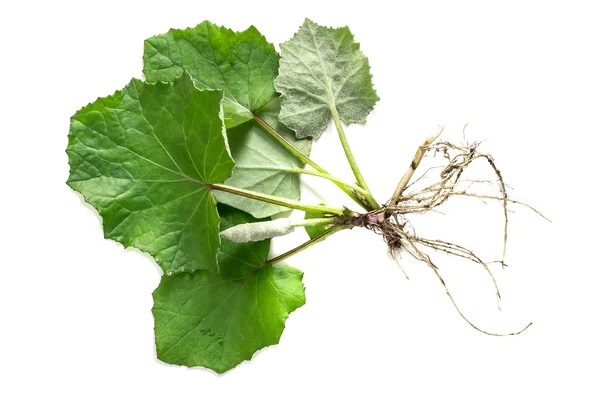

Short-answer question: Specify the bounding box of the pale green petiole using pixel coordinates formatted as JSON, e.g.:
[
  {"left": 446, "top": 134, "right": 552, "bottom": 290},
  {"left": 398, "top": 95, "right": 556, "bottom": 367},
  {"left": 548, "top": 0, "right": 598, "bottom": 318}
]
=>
[
  {"left": 291, "top": 217, "right": 337, "bottom": 228},
  {"left": 253, "top": 113, "right": 371, "bottom": 211},
  {"left": 330, "top": 107, "right": 380, "bottom": 210},
  {"left": 210, "top": 183, "right": 345, "bottom": 216},
  {"left": 237, "top": 165, "right": 370, "bottom": 199},
  {"left": 267, "top": 225, "right": 345, "bottom": 264}
]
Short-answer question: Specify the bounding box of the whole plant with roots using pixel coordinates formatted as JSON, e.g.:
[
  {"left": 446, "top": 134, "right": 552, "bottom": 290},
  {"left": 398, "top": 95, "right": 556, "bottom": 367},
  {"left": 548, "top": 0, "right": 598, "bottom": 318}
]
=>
[{"left": 66, "top": 19, "right": 549, "bottom": 373}]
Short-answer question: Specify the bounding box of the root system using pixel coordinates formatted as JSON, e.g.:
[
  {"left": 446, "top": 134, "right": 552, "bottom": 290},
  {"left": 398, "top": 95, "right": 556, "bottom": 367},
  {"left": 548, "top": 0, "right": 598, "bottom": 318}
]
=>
[{"left": 343, "top": 129, "right": 549, "bottom": 336}]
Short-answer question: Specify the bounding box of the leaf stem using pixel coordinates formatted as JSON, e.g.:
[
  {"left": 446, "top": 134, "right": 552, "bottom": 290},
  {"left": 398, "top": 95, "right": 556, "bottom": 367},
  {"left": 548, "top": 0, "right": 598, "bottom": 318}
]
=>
[
  {"left": 252, "top": 113, "right": 369, "bottom": 210},
  {"left": 239, "top": 166, "right": 370, "bottom": 198},
  {"left": 291, "top": 217, "right": 338, "bottom": 228},
  {"left": 330, "top": 107, "right": 380, "bottom": 210},
  {"left": 267, "top": 225, "right": 345, "bottom": 264},
  {"left": 210, "top": 183, "right": 345, "bottom": 216}
]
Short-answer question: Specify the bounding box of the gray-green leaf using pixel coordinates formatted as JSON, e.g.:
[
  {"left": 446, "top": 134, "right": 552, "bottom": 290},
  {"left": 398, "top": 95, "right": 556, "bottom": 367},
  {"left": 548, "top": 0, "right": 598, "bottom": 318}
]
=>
[
  {"left": 275, "top": 19, "right": 379, "bottom": 139},
  {"left": 66, "top": 72, "right": 234, "bottom": 274},
  {"left": 215, "top": 98, "right": 312, "bottom": 218},
  {"left": 153, "top": 206, "right": 305, "bottom": 373},
  {"left": 144, "top": 21, "right": 279, "bottom": 128}
]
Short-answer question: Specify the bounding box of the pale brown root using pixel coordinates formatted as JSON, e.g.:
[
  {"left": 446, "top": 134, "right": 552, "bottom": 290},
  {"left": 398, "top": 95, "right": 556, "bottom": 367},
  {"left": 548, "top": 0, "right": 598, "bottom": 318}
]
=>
[
  {"left": 385, "top": 139, "right": 541, "bottom": 268},
  {"left": 390, "top": 249, "right": 410, "bottom": 280},
  {"left": 401, "top": 236, "right": 532, "bottom": 336},
  {"left": 412, "top": 235, "right": 502, "bottom": 310},
  {"left": 450, "top": 192, "right": 551, "bottom": 223},
  {"left": 348, "top": 133, "right": 547, "bottom": 336},
  {"left": 484, "top": 154, "right": 509, "bottom": 264}
]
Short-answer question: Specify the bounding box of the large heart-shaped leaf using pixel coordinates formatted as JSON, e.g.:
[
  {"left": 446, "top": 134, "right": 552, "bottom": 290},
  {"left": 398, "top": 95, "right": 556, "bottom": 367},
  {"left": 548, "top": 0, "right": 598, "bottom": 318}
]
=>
[
  {"left": 67, "top": 73, "right": 234, "bottom": 274},
  {"left": 144, "top": 22, "right": 311, "bottom": 217},
  {"left": 275, "top": 19, "right": 379, "bottom": 139},
  {"left": 153, "top": 205, "right": 305, "bottom": 373},
  {"left": 143, "top": 21, "right": 279, "bottom": 128}
]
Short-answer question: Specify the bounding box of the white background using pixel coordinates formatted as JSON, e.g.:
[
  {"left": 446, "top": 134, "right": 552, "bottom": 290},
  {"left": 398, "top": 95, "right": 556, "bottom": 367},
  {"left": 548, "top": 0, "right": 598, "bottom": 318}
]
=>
[{"left": 1, "top": 0, "right": 599, "bottom": 398}]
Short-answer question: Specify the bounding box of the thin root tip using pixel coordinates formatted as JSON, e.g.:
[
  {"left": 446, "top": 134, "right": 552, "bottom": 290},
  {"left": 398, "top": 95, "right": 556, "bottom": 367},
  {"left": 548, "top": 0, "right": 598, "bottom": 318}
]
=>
[{"left": 515, "top": 322, "right": 533, "bottom": 335}]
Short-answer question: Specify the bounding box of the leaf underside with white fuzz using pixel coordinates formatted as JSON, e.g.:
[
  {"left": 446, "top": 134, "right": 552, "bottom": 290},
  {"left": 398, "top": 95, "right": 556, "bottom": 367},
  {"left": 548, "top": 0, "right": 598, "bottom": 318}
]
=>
[
  {"left": 66, "top": 73, "right": 233, "bottom": 274},
  {"left": 215, "top": 98, "right": 313, "bottom": 218},
  {"left": 143, "top": 20, "right": 280, "bottom": 128},
  {"left": 275, "top": 18, "right": 379, "bottom": 139},
  {"left": 221, "top": 218, "right": 293, "bottom": 243},
  {"left": 153, "top": 205, "right": 305, "bottom": 374}
]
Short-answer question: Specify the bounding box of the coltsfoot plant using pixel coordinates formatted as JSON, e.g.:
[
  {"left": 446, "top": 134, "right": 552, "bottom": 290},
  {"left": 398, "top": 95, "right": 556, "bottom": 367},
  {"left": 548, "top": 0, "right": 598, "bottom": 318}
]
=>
[{"left": 67, "top": 19, "right": 548, "bottom": 373}]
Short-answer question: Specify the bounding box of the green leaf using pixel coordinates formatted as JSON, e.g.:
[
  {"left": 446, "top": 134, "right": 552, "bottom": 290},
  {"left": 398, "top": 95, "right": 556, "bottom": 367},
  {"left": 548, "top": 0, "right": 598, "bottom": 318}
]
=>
[
  {"left": 144, "top": 23, "right": 313, "bottom": 218},
  {"left": 144, "top": 21, "right": 279, "bottom": 128},
  {"left": 66, "top": 72, "right": 234, "bottom": 274},
  {"left": 153, "top": 205, "right": 305, "bottom": 373},
  {"left": 275, "top": 19, "right": 379, "bottom": 139},
  {"left": 304, "top": 207, "right": 329, "bottom": 239},
  {"left": 215, "top": 98, "right": 312, "bottom": 218}
]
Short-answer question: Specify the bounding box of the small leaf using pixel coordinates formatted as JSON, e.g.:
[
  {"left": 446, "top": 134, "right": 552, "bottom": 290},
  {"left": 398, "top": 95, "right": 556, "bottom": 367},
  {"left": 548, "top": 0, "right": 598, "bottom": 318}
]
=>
[
  {"left": 153, "top": 206, "right": 305, "bottom": 373},
  {"left": 144, "top": 21, "right": 279, "bottom": 128},
  {"left": 215, "top": 98, "right": 313, "bottom": 218},
  {"left": 275, "top": 19, "right": 379, "bottom": 139},
  {"left": 304, "top": 207, "right": 328, "bottom": 239},
  {"left": 67, "top": 73, "right": 234, "bottom": 274}
]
